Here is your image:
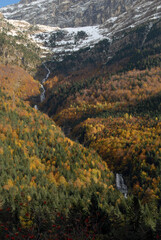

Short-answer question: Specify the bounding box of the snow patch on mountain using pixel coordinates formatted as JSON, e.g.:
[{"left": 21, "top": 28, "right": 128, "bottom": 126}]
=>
[
  {"left": 31, "top": 25, "right": 110, "bottom": 59},
  {"left": 1, "top": 0, "right": 161, "bottom": 61},
  {"left": 0, "top": 0, "right": 138, "bottom": 28}
]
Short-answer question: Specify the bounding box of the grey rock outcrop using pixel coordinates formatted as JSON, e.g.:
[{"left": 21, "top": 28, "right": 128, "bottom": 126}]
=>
[{"left": 0, "top": 0, "right": 137, "bottom": 27}]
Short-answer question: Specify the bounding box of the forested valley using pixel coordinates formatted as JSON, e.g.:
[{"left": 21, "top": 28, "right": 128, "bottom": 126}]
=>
[{"left": 1, "top": 10, "right": 161, "bottom": 240}]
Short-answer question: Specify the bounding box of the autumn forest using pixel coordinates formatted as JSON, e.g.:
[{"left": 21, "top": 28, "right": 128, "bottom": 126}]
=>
[{"left": 1, "top": 13, "right": 161, "bottom": 240}]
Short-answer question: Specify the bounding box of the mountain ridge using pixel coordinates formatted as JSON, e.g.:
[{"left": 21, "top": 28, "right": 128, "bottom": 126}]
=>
[
  {"left": 0, "top": 0, "right": 137, "bottom": 27},
  {"left": 1, "top": 1, "right": 161, "bottom": 239},
  {"left": 1, "top": 0, "right": 160, "bottom": 63}
]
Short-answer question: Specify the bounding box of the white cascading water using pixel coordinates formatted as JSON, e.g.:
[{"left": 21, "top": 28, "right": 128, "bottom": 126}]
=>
[
  {"left": 116, "top": 173, "right": 128, "bottom": 198},
  {"left": 34, "top": 105, "right": 38, "bottom": 110},
  {"left": 40, "top": 83, "right": 45, "bottom": 103},
  {"left": 34, "top": 63, "right": 51, "bottom": 109},
  {"left": 34, "top": 66, "right": 129, "bottom": 200},
  {"left": 40, "top": 63, "right": 51, "bottom": 102}
]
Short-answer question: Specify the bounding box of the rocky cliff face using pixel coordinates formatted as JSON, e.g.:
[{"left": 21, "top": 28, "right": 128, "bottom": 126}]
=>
[
  {"left": 0, "top": 0, "right": 137, "bottom": 27},
  {"left": 1, "top": 0, "right": 161, "bottom": 78}
]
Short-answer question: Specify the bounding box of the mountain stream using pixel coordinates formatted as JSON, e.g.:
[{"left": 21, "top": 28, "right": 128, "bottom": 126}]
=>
[
  {"left": 34, "top": 63, "right": 128, "bottom": 197},
  {"left": 40, "top": 63, "right": 51, "bottom": 102},
  {"left": 34, "top": 63, "right": 51, "bottom": 109}
]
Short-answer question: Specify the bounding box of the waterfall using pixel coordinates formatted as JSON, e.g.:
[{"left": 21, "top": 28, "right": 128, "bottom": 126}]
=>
[
  {"left": 34, "top": 62, "right": 51, "bottom": 110},
  {"left": 116, "top": 173, "right": 128, "bottom": 198},
  {"left": 34, "top": 104, "right": 38, "bottom": 110},
  {"left": 40, "top": 83, "right": 46, "bottom": 102},
  {"left": 42, "top": 63, "right": 51, "bottom": 84},
  {"left": 40, "top": 63, "right": 51, "bottom": 103}
]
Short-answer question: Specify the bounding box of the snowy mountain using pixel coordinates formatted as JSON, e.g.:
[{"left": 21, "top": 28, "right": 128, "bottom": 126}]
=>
[
  {"left": 0, "top": 0, "right": 137, "bottom": 28},
  {"left": 1, "top": 0, "right": 160, "bottom": 59},
  {"left": 27, "top": 0, "right": 161, "bottom": 62},
  {"left": 0, "top": 0, "right": 161, "bottom": 72}
]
